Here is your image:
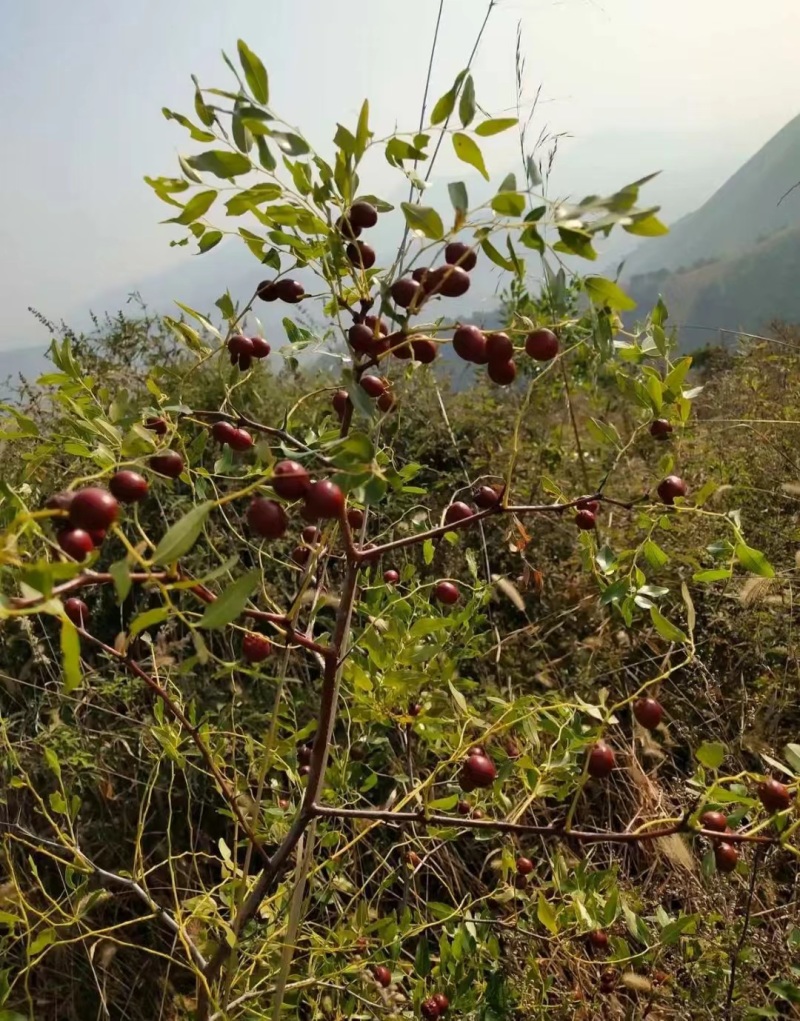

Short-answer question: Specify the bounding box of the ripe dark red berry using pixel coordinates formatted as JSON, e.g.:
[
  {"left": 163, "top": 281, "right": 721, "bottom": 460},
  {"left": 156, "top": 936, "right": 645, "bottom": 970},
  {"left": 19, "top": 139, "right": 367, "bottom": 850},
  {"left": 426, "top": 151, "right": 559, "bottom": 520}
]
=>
[
  {"left": 633, "top": 697, "right": 663, "bottom": 730},
  {"left": 575, "top": 509, "right": 596, "bottom": 530},
  {"left": 432, "top": 993, "right": 449, "bottom": 1013},
  {"left": 228, "top": 428, "right": 253, "bottom": 452},
  {"left": 487, "top": 359, "right": 516, "bottom": 386},
  {"left": 576, "top": 498, "right": 600, "bottom": 512},
  {"left": 516, "top": 856, "right": 534, "bottom": 876},
  {"left": 63, "top": 597, "right": 89, "bottom": 627},
  {"left": 332, "top": 390, "right": 351, "bottom": 419},
  {"left": 109, "top": 471, "right": 149, "bottom": 504},
  {"left": 272, "top": 460, "right": 311, "bottom": 500},
  {"left": 348, "top": 323, "right": 375, "bottom": 355},
  {"left": 211, "top": 421, "right": 238, "bottom": 446},
  {"left": 701, "top": 810, "right": 729, "bottom": 832},
  {"left": 348, "top": 201, "right": 378, "bottom": 229},
  {"left": 304, "top": 480, "right": 345, "bottom": 520},
  {"left": 588, "top": 929, "right": 609, "bottom": 950},
  {"left": 88, "top": 528, "right": 106, "bottom": 546},
  {"left": 444, "top": 501, "right": 475, "bottom": 525},
  {"left": 411, "top": 337, "right": 437, "bottom": 363},
  {"left": 433, "top": 581, "right": 459, "bottom": 605},
  {"left": 257, "top": 280, "right": 278, "bottom": 301},
  {"left": 242, "top": 633, "right": 272, "bottom": 663},
  {"left": 291, "top": 545, "right": 311, "bottom": 567},
  {"left": 45, "top": 491, "right": 74, "bottom": 513},
  {"left": 228, "top": 334, "right": 254, "bottom": 360},
  {"left": 438, "top": 265, "right": 470, "bottom": 297},
  {"left": 457, "top": 800, "right": 471, "bottom": 815},
  {"left": 360, "top": 375, "right": 386, "bottom": 398},
  {"left": 473, "top": 485, "right": 502, "bottom": 509},
  {"left": 650, "top": 418, "right": 673, "bottom": 439},
  {"left": 525, "top": 328, "right": 559, "bottom": 361},
  {"left": 389, "top": 333, "right": 413, "bottom": 359},
  {"left": 302, "top": 526, "right": 320, "bottom": 544},
  {"left": 299, "top": 764, "right": 311, "bottom": 777},
  {"left": 587, "top": 741, "right": 615, "bottom": 778},
  {"left": 247, "top": 498, "right": 288, "bottom": 539},
  {"left": 757, "top": 778, "right": 791, "bottom": 813},
  {"left": 69, "top": 488, "right": 119, "bottom": 532},
  {"left": 149, "top": 451, "right": 184, "bottom": 479},
  {"left": 145, "top": 416, "right": 168, "bottom": 436},
  {"left": 391, "top": 277, "right": 423, "bottom": 309},
  {"left": 58, "top": 528, "right": 94, "bottom": 561},
  {"left": 377, "top": 391, "right": 396, "bottom": 413},
  {"left": 383, "top": 569, "right": 399, "bottom": 584},
  {"left": 347, "top": 508, "right": 365, "bottom": 530},
  {"left": 444, "top": 241, "right": 477, "bottom": 271},
  {"left": 412, "top": 266, "right": 430, "bottom": 284},
  {"left": 335, "top": 215, "right": 361, "bottom": 240},
  {"left": 374, "top": 965, "right": 392, "bottom": 988},
  {"left": 364, "top": 315, "right": 389, "bottom": 336},
  {"left": 714, "top": 842, "right": 739, "bottom": 873},
  {"left": 274, "top": 279, "right": 305, "bottom": 304},
  {"left": 346, "top": 241, "right": 376, "bottom": 269},
  {"left": 452, "top": 325, "right": 487, "bottom": 363},
  {"left": 461, "top": 752, "right": 497, "bottom": 789},
  {"left": 657, "top": 475, "right": 688, "bottom": 505},
  {"left": 421, "top": 998, "right": 440, "bottom": 1021},
  {"left": 485, "top": 332, "right": 513, "bottom": 362},
  {"left": 250, "top": 336, "right": 271, "bottom": 359}
]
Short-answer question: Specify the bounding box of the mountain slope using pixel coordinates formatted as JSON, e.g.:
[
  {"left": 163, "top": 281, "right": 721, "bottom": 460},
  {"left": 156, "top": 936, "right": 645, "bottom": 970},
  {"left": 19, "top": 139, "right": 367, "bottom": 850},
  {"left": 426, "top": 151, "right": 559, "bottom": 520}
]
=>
[
  {"left": 627, "top": 223, "right": 800, "bottom": 345},
  {"left": 623, "top": 113, "right": 800, "bottom": 277}
]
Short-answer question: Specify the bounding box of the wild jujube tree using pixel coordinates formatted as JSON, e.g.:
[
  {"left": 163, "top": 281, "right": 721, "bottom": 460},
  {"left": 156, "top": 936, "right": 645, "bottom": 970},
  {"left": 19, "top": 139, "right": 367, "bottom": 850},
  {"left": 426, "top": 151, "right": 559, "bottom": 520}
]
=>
[{"left": 1, "top": 35, "right": 798, "bottom": 1021}]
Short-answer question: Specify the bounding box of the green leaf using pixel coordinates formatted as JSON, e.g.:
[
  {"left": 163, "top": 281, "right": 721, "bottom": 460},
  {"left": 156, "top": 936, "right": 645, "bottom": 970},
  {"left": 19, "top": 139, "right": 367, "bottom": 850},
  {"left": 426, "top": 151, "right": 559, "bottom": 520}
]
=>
[
  {"left": 225, "top": 183, "right": 283, "bottom": 215},
  {"left": 237, "top": 40, "right": 269, "bottom": 104},
  {"left": 430, "top": 71, "right": 467, "bottom": 125},
  {"left": 692, "top": 568, "right": 732, "bottom": 583},
  {"left": 109, "top": 559, "right": 132, "bottom": 602},
  {"left": 585, "top": 276, "right": 637, "bottom": 312},
  {"left": 423, "top": 539, "right": 435, "bottom": 565},
  {"left": 642, "top": 539, "right": 669, "bottom": 569},
  {"left": 200, "top": 569, "right": 261, "bottom": 629},
  {"left": 447, "top": 181, "right": 468, "bottom": 214},
  {"left": 428, "top": 793, "right": 458, "bottom": 811},
  {"left": 475, "top": 117, "right": 518, "bottom": 136},
  {"left": 696, "top": 741, "right": 726, "bottom": 770},
  {"left": 355, "top": 98, "right": 371, "bottom": 157},
  {"left": 198, "top": 229, "right": 223, "bottom": 253},
  {"left": 586, "top": 418, "right": 620, "bottom": 446},
  {"left": 161, "top": 108, "right": 215, "bottom": 142},
  {"left": 480, "top": 237, "right": 514, "bottom": 271},
  {"left": 783, "top": 743, "right": 800, "bottom": 773},
  {"left": 414, "top": 937, "right": 431, "bottom": 977},
  {"left": 448, "top": 680, "right": 468, "bottom": 715},
  {"left": 452, "top": 133, "right": 488, "bottom": 180},
  {"left": 537, "top": 894, "right": 558, "bottom": 935},
  {"left": 400, "top": 202, "right": 444, "bottom": 241},
  {"left": 28, "top": 928, "right": 56, "bottom": 957},
  {"left": 555, "top": 227, "right": 597, "bottom": 260},
  {"left": 491, "top": 192, "right": 525, "bottom": 217},
  {"left": 624, "top": 212, "right": 668, "bottom": 237},
  {"left": 649, "top": 605, "right": 687, "bottom": 643},
  {"left": 60, "top": 619, "right": 81, "bottom": 694},
  {"left": 153, "top": 502, "right": 213, "bottom": 565},
  {"left": 165, "top": 190, "right": 217, "bottom": 226},
  {"left": 735, "top": 542, "right": 775, "bottom": 578},
  {"left": 130, "top": 606, "right": 169, "bottom": 638},
  {"left": 271, "top": 131, "right": 310, "bottom": 156},
  {"left": 255, "top": 136, "right": 277, "bottom": 171},
  {"left": 458, "top": 75, "right": 475, "bottom": 127},
  {"left": 185, "top": 150, "right": 252, "bottom": 179}
]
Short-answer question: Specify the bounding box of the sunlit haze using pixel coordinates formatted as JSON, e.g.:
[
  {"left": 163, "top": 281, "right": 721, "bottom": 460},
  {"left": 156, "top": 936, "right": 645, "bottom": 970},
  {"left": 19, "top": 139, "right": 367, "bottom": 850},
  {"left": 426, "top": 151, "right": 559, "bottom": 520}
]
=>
[{"left": 1, "top": 0, "right": 798, "bottom": 348}]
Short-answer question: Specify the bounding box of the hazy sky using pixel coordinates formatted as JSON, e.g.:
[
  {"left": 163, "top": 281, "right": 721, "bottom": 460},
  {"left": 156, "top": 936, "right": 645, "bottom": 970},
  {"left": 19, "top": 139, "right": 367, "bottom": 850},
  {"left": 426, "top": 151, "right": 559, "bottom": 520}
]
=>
[{"left": 1, "top": 0, "right": 798, "bottom": 349}]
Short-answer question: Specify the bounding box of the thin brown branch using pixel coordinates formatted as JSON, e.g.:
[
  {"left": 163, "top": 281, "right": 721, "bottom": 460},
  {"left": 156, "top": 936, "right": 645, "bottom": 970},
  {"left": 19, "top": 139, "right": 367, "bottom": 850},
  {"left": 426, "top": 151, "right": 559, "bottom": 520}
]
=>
[{"left": 188, "top": 409, "right": 332, "bottom": 465}]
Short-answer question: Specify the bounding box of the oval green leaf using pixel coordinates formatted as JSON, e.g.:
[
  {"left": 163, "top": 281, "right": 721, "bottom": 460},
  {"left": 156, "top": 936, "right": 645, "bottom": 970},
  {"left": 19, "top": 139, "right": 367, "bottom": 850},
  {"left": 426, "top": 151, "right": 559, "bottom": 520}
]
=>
[
  {"left": 153, "top": 501, "right": 213, "bottom": 565},
  {"left": 452, "top": 133, "right": 488, "bottom": 181}
]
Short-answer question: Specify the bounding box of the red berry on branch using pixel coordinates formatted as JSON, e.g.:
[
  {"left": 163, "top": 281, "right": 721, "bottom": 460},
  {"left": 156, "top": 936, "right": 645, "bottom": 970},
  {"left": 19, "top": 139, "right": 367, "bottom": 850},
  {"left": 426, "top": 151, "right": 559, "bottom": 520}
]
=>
[
  {"left": 487, "top": 359, "right": 517, "bottom": 386},
  {"left": 432, "top": 993, "right": 449, "bottom": 1013},
  {"left": 389, "top": 333, "right": 413, "bottom": 359},
  {"left": 383, "top": 569, "right": 399, "bottom": 584},
  {"left": 657, "top": 475, "right": 688, "bottom": 505},
  {"left": 335, "top": 215, "right": 361, "bottom": 240},
  {"left": 485, "top": 332, "right": 513, "bottom": 362},
  {"left": 461, "top": 752, "right": 497, "bottom": 789},
  {"left": 757, "top": 778, "right": 791, "bottom": 813},
  {"left": 391, "top": 277, "right": 424, "bottom": 309},
  {"left": 228, "top": 335, "right": 254, "bottom": 361},
  {"left": 587, "top": 740, "right": 615, "bottom": 778},
  {"left": 247, "top": 498, "right": 288, "bottom": 539},
  {"left": 348, "top": 323, "right": 375, "bottom": 355},
  {"left": 332, "top": 390, "right": 351, "bottom": 419},
  {"left": 457, "top": 800, "right": 471, "bottom": 815},
  {"left": 588, "top": 929, "right": 609, "bottom": 950},
  {"left": 291, "top": 545, "right": 311, "bottom": 567},
  {"left": 701, "top": 810, "right": 729, "bottom": 832},
  {"left": 145, "top": 416, "right": 168, "bottom": 436},
  {"left": 444, "top": 241, "right": 477, "bottom": 271},
  {"left": 274, "top": 279, "right": 305, "bottom": 304},
  {"left": 438, "top": 265, "right": 470, "bottom": 297},
  {"left": 304, "top": 480, "right": 344, "bottom": 520},
  {"left": 272, "top": 460, "right": 311, "bottom": 500},
  {"left": 364, "top": 315, "right": 389, "bottom": 336},
  {"left": 633, "top": 697, "right": 663, "bottom": 730},
  {"left": 714, "top": 842, "right": 739, "bottom": 873},
  {"left": 228, "top": 428, "right": 253, "bottom": 452},
  {"left": 347, "top": 508, "right": 365, "bottom": 530},
  {"left": 302, "top": 525, "right": 320, "bottom": 545},
  {"left": 88, "top": 528, "right": 106, "bottom": 546},
  {"left": 411, "top": 337, "right": 438, "bottom": 363},
  {"left": 473, "top": 485, "right": 502, "bottom": 509},
  {"left": 452, "top": 325, "right": 487, "bottom": 363},
  {"left": 347, "top": 241, "right": 376, "bottom": 269},
  {"left": 109, "top": 471, "right": 149, "bottom": 504},
  {"left": 650, "top": 418, "right": 673, "bottom": 439},
  {"left": 421, "top": 998, "right": 440, "bottom": 1021},
  {"left": 63, "top": 597, "right": 89, "bottom": 627},
  {"left": 69, "top": 488, "right": 119, "bottom": 532},
  {"left": 374, "top": 965, "right": 392, "bottom": 988},
  {"left": 211, "top": 421, "right": 238, "bottom": 446},
  {"left": 516, "top": 856, "right": 534, "bottom": 876},
  {"left": 377, "top": 391, "right": 396, "bottom": 413},
  {"left": 525, "top": 328, "right": 559, "bottom": 361},
  {"left": 58, "top": 528, "right": 94, "bottom": 561},
  {"left": 575, "top": 509, "right": 596, "bottom": 531},
  {"left": 242, "top": 633, "right": 272, "bottom": 663},
  {"left": 257, "top": 280, "right": 279, "bottom": 301},
  {"left": 360, "top": 375, "right": 386, "bottom": 398},
  {"left": 433, "top": 581, "right": 459, "bottom": 605},
  {"left": 250, "top": 336, "right": 271, "bottom": 359},
  {"left": 348, "top": 201, "right": 378, "bottom": 229},
  {"left": 149, "top": 451, "right": 185, "bottom": 479},
  {"left": 444, "top": 501, "right": 475, "bottom": 525}
]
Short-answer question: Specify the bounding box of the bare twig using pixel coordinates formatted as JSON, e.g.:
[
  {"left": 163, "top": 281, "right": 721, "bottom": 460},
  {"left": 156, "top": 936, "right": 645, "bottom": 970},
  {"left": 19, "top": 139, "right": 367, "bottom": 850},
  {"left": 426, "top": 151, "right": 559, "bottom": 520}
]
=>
[{"left": 724, "top": 845, "right": 765, "bottom": 1019}]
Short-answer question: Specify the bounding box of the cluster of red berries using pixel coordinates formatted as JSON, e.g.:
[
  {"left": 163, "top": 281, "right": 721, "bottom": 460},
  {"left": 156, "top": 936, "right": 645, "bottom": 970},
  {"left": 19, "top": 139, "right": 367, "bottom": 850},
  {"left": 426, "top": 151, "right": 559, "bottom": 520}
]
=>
[
  {"left": 48, "top": 474, "right": 148, "bottom": 563},
  {"left": 449, "top": 324, "right": 559, "bottom": 387},
  {"left": 246, "top": 460, "right": 344, "bottom": 542},
  {"left": 337, "top": 200, "right": 380, "bottom": 270},
  {"left": 701, "top": 779, "right": 792, "bottom": 873},
  {"left": 256, "top": 277, "right": 305, "bottom": 305},
  {"left": 390, "top": 240, "right": 480, "bottom": 316},
  {"left": 226, "top": 334, "right": 271, "bottom": 372},
  {"left": 421, "top": 993, "right": 450, "bottom": 1020}
]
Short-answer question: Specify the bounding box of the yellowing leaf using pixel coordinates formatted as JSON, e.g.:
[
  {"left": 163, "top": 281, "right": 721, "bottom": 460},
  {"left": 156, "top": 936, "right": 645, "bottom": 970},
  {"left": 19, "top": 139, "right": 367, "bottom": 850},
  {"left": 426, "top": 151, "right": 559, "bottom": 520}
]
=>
[{"left": 452, "top": 133, "right": 488, "bottom": 181}]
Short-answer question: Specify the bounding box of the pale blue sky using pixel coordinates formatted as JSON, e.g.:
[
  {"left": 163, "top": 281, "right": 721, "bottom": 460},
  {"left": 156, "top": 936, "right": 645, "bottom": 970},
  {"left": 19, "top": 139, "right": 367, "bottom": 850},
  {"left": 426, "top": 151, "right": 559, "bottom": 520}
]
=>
[{"left": 1, "top": 0, "right": 799, "bottom": 348}]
